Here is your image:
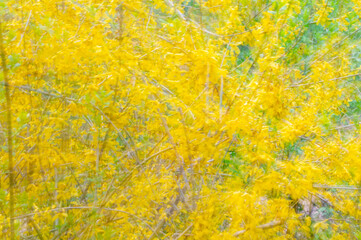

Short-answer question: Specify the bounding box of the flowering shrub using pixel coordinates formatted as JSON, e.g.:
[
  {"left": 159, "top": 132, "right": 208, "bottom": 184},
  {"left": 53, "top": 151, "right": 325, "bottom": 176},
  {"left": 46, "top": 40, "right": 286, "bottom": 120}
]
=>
[{"left": 1, "top": 0, "right": 361, "bottom": 239}]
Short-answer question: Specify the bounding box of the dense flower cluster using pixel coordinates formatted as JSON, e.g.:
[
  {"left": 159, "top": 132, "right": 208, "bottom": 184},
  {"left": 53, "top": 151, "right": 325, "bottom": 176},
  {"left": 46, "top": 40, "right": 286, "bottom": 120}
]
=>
[{"left": 1, "top": 0, "right": 361, "bottom": 239}]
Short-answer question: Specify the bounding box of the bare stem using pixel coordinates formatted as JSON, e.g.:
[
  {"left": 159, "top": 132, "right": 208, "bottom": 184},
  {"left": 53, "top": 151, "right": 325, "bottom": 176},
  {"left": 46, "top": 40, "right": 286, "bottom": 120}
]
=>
[{"left": 0, "top": 19, "right": 15, "bottom": 240}]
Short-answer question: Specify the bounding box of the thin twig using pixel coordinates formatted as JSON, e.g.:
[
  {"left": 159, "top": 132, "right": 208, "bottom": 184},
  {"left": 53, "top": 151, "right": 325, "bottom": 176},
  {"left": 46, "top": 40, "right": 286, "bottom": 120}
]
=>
[
  {"left": 17, "top": 10, "right": 32, "bottom": 47},
  {"left": 220, "top": 38, "right": 232, "bottom": 120}
]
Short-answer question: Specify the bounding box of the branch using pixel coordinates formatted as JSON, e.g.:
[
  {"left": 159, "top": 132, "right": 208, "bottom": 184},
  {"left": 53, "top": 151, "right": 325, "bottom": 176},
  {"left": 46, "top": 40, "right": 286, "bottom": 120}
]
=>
[
  {"left": 313, "top": 184, "right": 361, "bottom": 190},
  {"left": 164, "top": 0, "right": 222, "bottom": 37},
  {"left": 0, "top": 18, "right": 15, "bottom": 240},
  {"left": 174, "top": 223, "right": 193, "bottom": 240},
  {"left": 289, "top": 73, "right": 361, "bottom": 88},
  {"left": 233, "top": 220, "right": 283, "bottom": 237},
  {"left": 0, "top": 82, "right": 77, "bottom": 101}
]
